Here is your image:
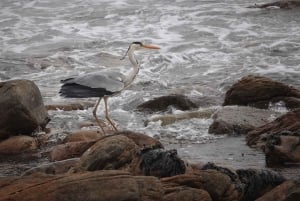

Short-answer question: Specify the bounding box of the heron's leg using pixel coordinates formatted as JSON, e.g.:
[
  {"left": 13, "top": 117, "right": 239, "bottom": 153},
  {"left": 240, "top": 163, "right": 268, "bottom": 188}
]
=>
[
  {"left": 93, "top": 97, "right": 106, "bottom": 134},
  {"left": 103, "top": 96, "right": 118, "bottom": 131}
]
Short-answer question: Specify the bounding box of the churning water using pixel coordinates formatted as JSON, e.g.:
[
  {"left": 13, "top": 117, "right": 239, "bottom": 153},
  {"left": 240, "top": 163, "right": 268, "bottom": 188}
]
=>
[{"left": 0, "top": 0, "right": 299, "bottom": 143}]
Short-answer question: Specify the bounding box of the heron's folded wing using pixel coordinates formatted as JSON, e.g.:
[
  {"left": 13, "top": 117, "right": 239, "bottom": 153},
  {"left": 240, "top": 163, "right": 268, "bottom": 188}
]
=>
[{"left": 67, "top": 72, "right": 125, "bottom": 92}]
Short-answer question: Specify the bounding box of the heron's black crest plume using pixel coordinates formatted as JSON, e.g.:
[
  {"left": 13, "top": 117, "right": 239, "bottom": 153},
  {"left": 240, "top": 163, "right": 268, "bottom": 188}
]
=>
[{"left": 120, "top": 42, "right": 143, "bottom": 60}]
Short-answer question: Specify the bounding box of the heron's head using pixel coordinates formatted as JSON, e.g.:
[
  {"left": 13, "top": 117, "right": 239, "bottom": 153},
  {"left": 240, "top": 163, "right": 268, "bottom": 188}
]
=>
[
  {"left": 130, "top": 41, "right": 160, "bottom": 51},
  {"left": 121, "top": 41, "right": 160, "bottom": 60}
]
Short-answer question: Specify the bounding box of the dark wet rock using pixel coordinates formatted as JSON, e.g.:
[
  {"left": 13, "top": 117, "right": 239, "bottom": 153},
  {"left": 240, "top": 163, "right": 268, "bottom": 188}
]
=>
[
  {"left": 256, "top": 180, "right": 300, "bottom": 201},
  {"left": 163, "top": 186, "right": 212, "bottom": 201},
  {"left": 236, "top": 168, "right": 286, "bottom": 201},
  {"left": 139, "top": 148, "right": 186, "bottom": 178},
  {"left": 0, "top": 135, "right": 40, "bottom": 155},
  {"left": 264, "top": 130, "right": 300, "bottom": 166},
  {"left": 247, "top": 108, "right": 300, "bottom": 147},
  {"left": 223, "top": 75, "right": 300, "bottom": 109},
  {"left": 136, "top": 94, "right": 198, "bottom": 113},
  {"left": 49, "top": 141, "right": 96, "bottom": 162},
  {"left": 202, "top": 162, "right": 286, "bottom": 201},
  {"left": 248, "top": 0, "right": 300, "bottom": 9},
  {"left": 0, "top": 170, "right": 164, "bottom": 201},
  {"left": 23, "top": 158, "right": 80, "bottom": 175},
  {"left": 78, "top": 135, "right": 139, "bottom": 171},
  {"left": 161, "top": 170, "right": 239, "bottom": 201},
  {"left": 208, "top": 106, "right": 280, "bottom": 135},
  {"left": 0, "top": 79, "right": 49, "bottom": 140}
]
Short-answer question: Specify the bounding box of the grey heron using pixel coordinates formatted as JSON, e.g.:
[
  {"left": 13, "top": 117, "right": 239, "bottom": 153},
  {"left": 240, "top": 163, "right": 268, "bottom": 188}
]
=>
[{"left": 59, "top": 42, "right": 160, "bottom": 134}]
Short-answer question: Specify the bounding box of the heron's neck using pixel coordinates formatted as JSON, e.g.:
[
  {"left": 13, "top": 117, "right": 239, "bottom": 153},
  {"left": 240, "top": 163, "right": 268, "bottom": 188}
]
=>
[{"left": 124, "top": 50, "right": 139, "bottom": 87}]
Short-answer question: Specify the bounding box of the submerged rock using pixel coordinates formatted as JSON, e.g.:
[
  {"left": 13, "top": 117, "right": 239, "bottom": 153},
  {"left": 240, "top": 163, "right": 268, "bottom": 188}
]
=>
[
  {"left": 208, "top": 106, "right": 280, "bottom": 135},
  {"left": 145, "top": 108, "right": 215, "bottom": 126},
  {"left": 223, "top": 75, "right": 300, "bottom": 109},
  {"left": 0, "top": 79, "right": 49, "bottom": 139},
  {"left": 137, "top": 94, "right": 198, "bottom": 113}
]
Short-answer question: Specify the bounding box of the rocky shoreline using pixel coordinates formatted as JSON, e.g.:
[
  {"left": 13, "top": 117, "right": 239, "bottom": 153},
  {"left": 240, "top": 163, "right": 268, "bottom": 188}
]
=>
[{"left": 0, "top": 75, "right": 299, "bottom": 200}]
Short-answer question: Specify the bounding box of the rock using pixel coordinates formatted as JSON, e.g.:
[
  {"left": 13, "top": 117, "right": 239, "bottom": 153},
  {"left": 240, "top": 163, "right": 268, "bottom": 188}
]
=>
[
  {"left": 138, "top": 148, "right": 186, "bottom": 178},
  {"left": 256, "top": 180, "right": 300, "bottom": 201},
  {"left": 0, "top": 135, "right": 39, "bottom": 155},
  {"left": 49, "top": 141, "right": 96, "bottom": 161},
  {"left": 0, "top": 170, "right": 164, "bottom": 201},
  {"left": 208, "top": 106, "right": 280, "bottom": 135},
  {"left": 264, "top": 131, "right": 300, "bottom": 166},
  {"left": 161, "top": 170, "right": 238, "bottom": 201},
  {"left": 78, "top": 135, "right": 139, "bottom": 171},
  {"left": 163, "top": 186, "right": 212, "bottom": 201},
  {"left": 46, "top": 103, "right": 84, "bottom": 111},
  {"left": 63, "top": 130, "right": 104, "bottom": 143},
  {"left": 223, "top": 76, "right": 300, "bottom": 109},
  {"left": 0, "top": 79, "right": 49, "bottom": 139},
  {"left": 137, "top": 94, "right": 198, "bottom": 113},
  {"left": 119, "top": 131, "right": 164, "bottom": 149},
  {"left": 23, "top": 158, "right": 80, "bottom": 175},
  {"left": 246, "top": 108, "right": 300, "bottom": 147},
  {"left": 201, "top": 162, "right": 286, "bottom": 201},
  {"left": 145, "top": 108, "right": 216, "bottom": 126},
  {"left": 236, "top": 168, "right": 286, "bottom": 201}
]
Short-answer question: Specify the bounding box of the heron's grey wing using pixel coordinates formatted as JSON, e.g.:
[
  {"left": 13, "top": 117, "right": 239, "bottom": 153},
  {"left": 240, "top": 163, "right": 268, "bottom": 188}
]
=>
[{"left": 66, "top": 71, "right": 125, "bottom": 92}]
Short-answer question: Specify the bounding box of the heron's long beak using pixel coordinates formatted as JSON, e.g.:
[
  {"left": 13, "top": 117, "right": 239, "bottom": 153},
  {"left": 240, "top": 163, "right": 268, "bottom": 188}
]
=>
[{"left": 142, "top": 44, "right": 160, "bottom": 49}]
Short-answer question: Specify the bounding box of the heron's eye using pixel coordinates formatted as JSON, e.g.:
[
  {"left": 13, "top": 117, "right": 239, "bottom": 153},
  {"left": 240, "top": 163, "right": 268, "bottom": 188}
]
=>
[{"left": 132, "top": 41, "right": 142, "bottom": 46}]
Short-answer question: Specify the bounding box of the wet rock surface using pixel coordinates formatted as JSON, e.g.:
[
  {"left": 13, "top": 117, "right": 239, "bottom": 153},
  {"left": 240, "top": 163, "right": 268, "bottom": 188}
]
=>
[
  {"left": 208, "top": 106, "right": 280, "bottom": 135},
  {"left": 223, "top": 76, "right": 300, "bottom": 109},
  {"left": 0, "top": 79, "right": 49, "bottom": 139}
]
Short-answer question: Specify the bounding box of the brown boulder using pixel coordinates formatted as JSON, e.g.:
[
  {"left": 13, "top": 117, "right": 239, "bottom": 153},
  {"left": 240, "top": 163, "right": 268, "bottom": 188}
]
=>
[
  {"left": 247, "top": 108, "right": 300, "bottom": 147},
  {"left": 223, "top": 76, "right": 300, "bottom": 109},
  {"left": 256, "top": 180, "right": 300, "bottom": 201},
  {"left": 63, "top": 130, "right": 104, "bottom": 143},
  {"left": 264, "top": 131, "right": 300, "bottom": 166},
  {"left": 0, "top": 170, "right": 164, "bottom": 201},
  {"left": 119, "top": 130, "right": 164, "bottom": 149},
  {"left": 0, "top": 135, "right": 39, "bottom": 155},
  {"left": 49, "top": 141, "right": 96, "bottom": 161},
  {"left": 78, "top": 135, "right": 139, "bottom": 171},
  {"left": 163, "top": 186, "right": 212, "bottom": 201},
  {"left": 0, "top": 79, "right": 49, "bottom": 139},
  {"left": 161, "top": 170, "right": 238, "bottom": 201},
  {"left": 137, "top": 94, "right": 198, "bottom": 113}
]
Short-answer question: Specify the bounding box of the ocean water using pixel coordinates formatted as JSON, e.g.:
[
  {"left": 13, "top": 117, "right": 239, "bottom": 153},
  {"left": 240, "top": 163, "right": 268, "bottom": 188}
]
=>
[{"left": 0, "top": 1, "right": 299, "bottom": 144}]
